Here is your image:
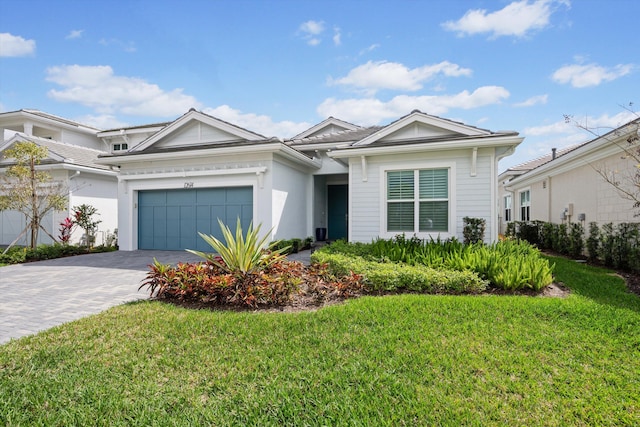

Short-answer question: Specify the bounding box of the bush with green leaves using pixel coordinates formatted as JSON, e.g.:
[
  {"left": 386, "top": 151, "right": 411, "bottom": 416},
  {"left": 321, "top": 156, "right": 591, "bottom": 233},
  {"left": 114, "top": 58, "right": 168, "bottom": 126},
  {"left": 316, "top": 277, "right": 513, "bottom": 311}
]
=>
[
  {"left": 187, "top": 218, "right": 288, "bottom": 275},
  {"left": 315, "top": 237, "right": 554, "bottom": 292},
  {"left": 311, "top": 251, "right": 487, "bottom": 294},
  {"left": 586, "top": 222, "right": 600, "bottom": 261},
  {"left": 463, "top": 216, "right": 486, "bottom": 244},
  {"left": 270, "top": 237, "right": 313, "bottom": 254},
  {"left": 0, "top": 243, "right": 116, "bottom": 265},
  {"left": 140, "top": 257, "right": 304, "bottom": 307}
]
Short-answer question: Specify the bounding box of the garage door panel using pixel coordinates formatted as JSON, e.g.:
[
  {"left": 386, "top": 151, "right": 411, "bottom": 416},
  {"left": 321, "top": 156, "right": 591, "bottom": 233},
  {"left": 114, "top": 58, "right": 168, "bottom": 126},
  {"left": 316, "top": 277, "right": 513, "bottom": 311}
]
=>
[
  {"left": 138, "top": 206, "right": 154, "bottom": 249},
  {"left": 138, "top": 187, "right": 253, "bottom": 250},
  {"left": 227, "top": 187, "right": 252, "bottom": 204}
]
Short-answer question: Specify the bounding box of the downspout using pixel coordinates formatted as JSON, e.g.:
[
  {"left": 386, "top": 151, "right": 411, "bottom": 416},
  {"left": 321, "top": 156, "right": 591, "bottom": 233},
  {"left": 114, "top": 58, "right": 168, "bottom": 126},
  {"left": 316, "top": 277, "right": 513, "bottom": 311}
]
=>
[{"left": 547, "top": 175, "right": 552, "bottom": 223}]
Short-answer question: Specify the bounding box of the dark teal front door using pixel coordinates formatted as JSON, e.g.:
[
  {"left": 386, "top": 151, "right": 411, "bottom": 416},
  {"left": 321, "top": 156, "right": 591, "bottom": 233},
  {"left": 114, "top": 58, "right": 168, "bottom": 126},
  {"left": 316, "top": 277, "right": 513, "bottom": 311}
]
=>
[
  {"left": 138, "top": 187, "right": 253, "bottom": 251},
  {"left": 327, "top": 184, "right": 348, "bottom": 240}
]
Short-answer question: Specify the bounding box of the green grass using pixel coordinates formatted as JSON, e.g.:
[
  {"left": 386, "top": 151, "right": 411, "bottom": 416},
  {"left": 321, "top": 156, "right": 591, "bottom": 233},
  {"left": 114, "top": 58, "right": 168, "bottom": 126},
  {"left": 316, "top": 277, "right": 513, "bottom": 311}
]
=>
[{"left": 1, "top": 256, "right": 639, "bottom": 426}]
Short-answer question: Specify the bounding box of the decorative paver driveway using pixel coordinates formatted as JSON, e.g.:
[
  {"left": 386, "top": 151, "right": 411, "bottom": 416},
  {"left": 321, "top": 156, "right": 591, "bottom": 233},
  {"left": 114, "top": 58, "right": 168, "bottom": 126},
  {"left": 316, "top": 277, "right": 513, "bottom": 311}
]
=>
[
  {"left": 0, "top": 249, "right": 313, "bottom": 345},
  {"left": 0, "top": 250, "right": 203, "bottom": 345}
]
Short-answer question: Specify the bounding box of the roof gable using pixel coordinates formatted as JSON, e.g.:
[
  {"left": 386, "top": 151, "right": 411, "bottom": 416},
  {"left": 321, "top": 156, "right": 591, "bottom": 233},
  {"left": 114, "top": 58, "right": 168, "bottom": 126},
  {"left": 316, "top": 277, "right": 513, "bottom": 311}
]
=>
[
  {"left": 353, "top": 110, "right": 491, "bottom": 147},
  {"left": 291, "top": 117, "right": 361, "bottom": 140},
  {"left": 131, "top": 109, "right": 267, "bottom": 152}
]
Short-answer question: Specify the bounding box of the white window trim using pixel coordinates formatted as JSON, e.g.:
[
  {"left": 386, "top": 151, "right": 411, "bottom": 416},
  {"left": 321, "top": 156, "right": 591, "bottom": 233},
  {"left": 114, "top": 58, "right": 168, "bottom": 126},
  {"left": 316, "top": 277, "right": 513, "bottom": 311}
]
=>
[
  {"left": 379, "top": 161, "right": 456, "bottom": 239},
  {"left": 518, "top": 188, "right": 531, "bottom": 221},
  {"left": 504, "top": 194, "right": 512, "bottom": 222}
]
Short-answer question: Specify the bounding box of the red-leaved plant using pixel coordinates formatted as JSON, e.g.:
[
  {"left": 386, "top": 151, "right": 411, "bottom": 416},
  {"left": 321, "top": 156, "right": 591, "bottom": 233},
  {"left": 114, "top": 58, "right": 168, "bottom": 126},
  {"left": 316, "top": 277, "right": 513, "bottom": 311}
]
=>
[{"left": 58, "top": 217, "right": 75, "bottom": 245}]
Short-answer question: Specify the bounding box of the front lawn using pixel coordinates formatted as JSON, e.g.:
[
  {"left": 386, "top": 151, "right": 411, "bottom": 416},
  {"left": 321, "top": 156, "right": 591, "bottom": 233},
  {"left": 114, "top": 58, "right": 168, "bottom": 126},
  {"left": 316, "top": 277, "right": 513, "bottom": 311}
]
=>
[{"left": 1, "top": 256, "right": 639, "bottom": 425}]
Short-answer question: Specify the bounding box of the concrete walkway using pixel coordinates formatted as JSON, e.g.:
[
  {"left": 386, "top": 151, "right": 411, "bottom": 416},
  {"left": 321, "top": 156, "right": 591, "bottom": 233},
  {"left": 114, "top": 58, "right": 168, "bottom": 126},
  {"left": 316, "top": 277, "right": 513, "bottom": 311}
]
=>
[{"left": 0, "top": 249, "right": 312, "bottom": 345}]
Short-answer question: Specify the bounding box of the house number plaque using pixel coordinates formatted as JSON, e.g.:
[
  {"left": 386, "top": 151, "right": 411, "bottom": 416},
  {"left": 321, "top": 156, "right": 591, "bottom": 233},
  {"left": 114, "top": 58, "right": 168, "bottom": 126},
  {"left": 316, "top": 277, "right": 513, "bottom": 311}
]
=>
[{"left": 184, "top": 182, "right": 194, "bottom": 188}]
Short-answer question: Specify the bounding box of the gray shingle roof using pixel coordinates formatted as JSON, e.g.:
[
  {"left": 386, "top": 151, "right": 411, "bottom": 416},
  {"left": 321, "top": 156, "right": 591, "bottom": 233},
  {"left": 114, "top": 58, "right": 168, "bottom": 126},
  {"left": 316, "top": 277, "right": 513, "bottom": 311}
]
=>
[
  {"left": 288, "top": 126, "right": 383, "bottom": 146},
  {"left": 504, "top": 144, "right": 585, "bottom": 174},
  {"left": 1, "top": 134, "right": 111, "bottom": 171}
]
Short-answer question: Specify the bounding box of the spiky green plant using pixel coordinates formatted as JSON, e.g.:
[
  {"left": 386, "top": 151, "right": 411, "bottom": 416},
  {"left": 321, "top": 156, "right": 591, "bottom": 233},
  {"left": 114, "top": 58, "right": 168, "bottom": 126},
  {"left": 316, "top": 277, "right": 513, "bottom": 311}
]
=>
[{"left": 186, "top": 218, "right": 288, "bottom": 275}]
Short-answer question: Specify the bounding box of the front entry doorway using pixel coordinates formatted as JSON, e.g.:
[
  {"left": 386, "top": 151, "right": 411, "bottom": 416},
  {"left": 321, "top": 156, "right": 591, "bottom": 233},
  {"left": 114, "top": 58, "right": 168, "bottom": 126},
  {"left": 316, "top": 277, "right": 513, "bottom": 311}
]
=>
[{"left": 327, "top": 184, "right": 348, "bottom": 240}]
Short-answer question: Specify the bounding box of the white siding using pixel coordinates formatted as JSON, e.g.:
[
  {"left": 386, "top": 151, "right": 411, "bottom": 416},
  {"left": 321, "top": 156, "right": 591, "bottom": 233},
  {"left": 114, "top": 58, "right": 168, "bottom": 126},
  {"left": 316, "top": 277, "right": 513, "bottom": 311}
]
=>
[
  {"left": 349, "top": 149, "right": 494, "bottom": 243},
  {"left": 154, "top": 122, "right": 240, "bottom": 148}
]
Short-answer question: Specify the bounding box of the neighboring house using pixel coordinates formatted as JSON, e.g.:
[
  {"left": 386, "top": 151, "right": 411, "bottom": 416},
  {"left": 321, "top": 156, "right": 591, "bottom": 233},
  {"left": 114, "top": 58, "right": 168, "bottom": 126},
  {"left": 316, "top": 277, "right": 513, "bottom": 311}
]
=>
[
  {"left": 96, "top": 109, "right": 523, "bottom": 251},
  {"left": 0, "top": 110, "right": 118, "bottom": 246},
  {"left": 499, "top": 118, "right": 640, "bottom": 232}
]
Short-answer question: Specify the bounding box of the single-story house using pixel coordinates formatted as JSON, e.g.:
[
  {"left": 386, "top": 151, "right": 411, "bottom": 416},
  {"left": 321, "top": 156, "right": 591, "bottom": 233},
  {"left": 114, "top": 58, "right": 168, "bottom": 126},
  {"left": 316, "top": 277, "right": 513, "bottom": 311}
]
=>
[
  {"left": 499, "top": 117, "right": 640, "bottom": 231},
  {"left": 0, "top": 110, "right": 118, "bottom": 246},
  {"left": 97, "top": 109, "right": 523, "bottom": 251}
]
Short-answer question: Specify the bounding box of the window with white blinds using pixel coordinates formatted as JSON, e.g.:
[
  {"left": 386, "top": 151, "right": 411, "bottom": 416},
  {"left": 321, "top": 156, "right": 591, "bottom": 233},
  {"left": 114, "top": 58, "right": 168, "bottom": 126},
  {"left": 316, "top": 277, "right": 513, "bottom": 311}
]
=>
[{"left": 387, "top": 168, "right": 449, "bottom": 233}]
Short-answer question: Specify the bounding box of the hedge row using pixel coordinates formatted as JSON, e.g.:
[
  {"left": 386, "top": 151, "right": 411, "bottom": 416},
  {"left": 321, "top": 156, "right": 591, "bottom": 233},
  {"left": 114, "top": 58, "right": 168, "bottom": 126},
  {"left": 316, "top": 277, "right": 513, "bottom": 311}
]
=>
[{"left": 311, "top": 251, "right": 488, "bottom": 294}]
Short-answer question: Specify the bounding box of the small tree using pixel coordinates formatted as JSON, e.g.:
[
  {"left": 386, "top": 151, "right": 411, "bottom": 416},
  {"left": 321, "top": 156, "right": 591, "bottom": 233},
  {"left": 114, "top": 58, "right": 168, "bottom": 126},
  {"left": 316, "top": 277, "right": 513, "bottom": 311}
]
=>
[
  {"left": 0, "top": 141, "right": 67, "bottom": 251},
  {"left": 565, "top": 106, "right": 640, "bottom": 216},
  {"left": 73, "top": 204, "right": 101, "bottom": 249}
]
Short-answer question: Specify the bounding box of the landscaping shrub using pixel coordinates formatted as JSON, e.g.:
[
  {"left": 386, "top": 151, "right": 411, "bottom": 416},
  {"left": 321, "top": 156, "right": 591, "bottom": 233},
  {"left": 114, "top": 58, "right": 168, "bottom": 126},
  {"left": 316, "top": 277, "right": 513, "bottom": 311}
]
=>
[
  {"left": 311, "top": 251, "right": 487, "bottom": 294},
  {"left": 140, "top": 258, "right": 304, "bottom": 307},
  {"left": 315, "top": 237, "right": 554, "bottom": 292},
  {"left": 0, "top": 243, "right": 116, "bottom": 265},
  {"left": 270, "top": 237, "right": 313, "bottom": 254},
  {"left": 586, "top": 222, "right": 600, "bottom": 261},
  {"left": 463, "top": 216, "right": 486, "bottom": 244},
  {"left": 568, "top": 222, "right": 584, "bottom": 258},
  {"left": 187, "top": 218, "right": 288, "bottom": 274},
  {"left": 506, "top": 220, "right": 640, "bottom": 273}
]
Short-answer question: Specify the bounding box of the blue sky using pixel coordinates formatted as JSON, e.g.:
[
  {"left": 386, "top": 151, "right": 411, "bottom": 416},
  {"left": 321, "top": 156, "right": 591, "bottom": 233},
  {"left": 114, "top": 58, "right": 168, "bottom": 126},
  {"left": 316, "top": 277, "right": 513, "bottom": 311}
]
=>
[{"left": 1, "top": 0, "right": 638, "bottom": 170}]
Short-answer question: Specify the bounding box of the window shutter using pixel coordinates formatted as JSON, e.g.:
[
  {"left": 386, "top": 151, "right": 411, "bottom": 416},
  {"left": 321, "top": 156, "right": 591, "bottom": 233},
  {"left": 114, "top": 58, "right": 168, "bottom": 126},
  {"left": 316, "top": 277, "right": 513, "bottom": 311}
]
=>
[
  {"left": 387, "top": 170, "right": 414, "bottom": 200},
  {"left": 419, "top": 201, "right": 448, "bottom": 231},
  {"left": 388, "top": 202, "right": 415, "bottom": 231},
  {"left": 419, "top": 169, "right": 448, "bottom": 199}
]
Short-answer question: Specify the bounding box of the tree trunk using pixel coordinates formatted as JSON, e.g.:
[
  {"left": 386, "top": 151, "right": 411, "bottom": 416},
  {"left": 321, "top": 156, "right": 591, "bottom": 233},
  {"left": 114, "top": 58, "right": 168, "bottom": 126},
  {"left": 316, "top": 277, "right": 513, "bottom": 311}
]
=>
[{"left": 30, "top": 155, "right": 38, "bottom": 248}]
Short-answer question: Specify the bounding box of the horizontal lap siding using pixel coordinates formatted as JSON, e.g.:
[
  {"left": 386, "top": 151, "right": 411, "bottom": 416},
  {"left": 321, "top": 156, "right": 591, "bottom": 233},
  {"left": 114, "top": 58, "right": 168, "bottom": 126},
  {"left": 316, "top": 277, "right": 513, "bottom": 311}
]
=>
[
  {"left": 455, "top": 156, "right": 493, "bottom": 241},
  {"left": 349, "top": 150, "right": 494, "bottom": 242},
  {"left": 350, "top": 159, "right": 380, "bottom": 242}
]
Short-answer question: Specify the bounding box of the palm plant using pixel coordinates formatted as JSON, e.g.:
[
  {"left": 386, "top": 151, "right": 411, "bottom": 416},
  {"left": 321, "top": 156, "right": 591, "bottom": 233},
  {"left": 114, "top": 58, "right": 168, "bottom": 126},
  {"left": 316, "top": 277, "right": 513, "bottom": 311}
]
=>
[{"left": 186, "top": 218, "right": 289, "bottom": 275}]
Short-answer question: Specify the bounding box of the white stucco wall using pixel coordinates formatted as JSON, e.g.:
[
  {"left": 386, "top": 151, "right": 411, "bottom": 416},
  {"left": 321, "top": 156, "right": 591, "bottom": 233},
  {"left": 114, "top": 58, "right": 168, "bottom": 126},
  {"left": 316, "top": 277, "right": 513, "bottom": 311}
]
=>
[
  {"left": 68, "top": 172, "right": 119, "bottom": 245},
  {"left": 0, "top": 169, "right": 117, "bottom": 246},
  {"left": 506, "top": 145, "right": 638, "bottom": 226},
  {"left": 270, "top": 157, "right": 314, "bottom": 240}
]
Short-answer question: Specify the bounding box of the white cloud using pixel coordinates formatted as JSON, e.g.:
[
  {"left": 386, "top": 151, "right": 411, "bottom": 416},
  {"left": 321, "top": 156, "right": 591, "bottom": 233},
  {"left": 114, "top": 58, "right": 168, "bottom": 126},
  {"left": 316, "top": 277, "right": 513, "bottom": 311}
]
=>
[
  {"left": 299, "top": 20, "right": 325, "bottom": 35},
  {"left": 66, "top": 30, "right": 84, "bottom": 40},
  {"left": 442, "top": 0, "right": 567, "bottom": 38},
  {"left": 74, "top": 114, "right": 130, "bottom": 130},
  {"left": 0, "top": 33, "right": 36, "bottom": 57},
  {"left": 298, "top": 20, "right": 325, "bottom": 46},
  {"left": 524, "top": 111, "right": 637, "bottom": 137},
  {"left": 317, "top": 86, "right": 510, "bottom": 125},
  {"left": 514, "top": 94, "right": 548, "bottom": 107},
  {"left": 501, "top": 108, "right": 636, "bottom": 171},
  {"left": 204, "top": 105, "right": 311, "bottom": 138},
  {"left": 333, "top": 27, "right": 342, "bottom": 46},
  {"left": 551, "top": 62, "right": 634, "bottom": 88},
  {"left": 359, "top": 44, "right": 380, "bottom": 55},
  {"left": 99, "top": 38, "right": 136, "bottom": 53},
  {"left": 46, "top": 65, "right": 201, "bottom": 117},
  {"left": 329, "top": 60, "right": 472, "bottom": 95}
]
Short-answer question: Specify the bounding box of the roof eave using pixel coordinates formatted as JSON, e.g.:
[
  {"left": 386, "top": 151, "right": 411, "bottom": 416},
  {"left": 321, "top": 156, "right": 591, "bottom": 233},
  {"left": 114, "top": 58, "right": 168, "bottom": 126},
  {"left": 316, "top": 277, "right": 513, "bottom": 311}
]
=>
[
  {"left": 327, "top": 135, "right": 524, "bottom": 158},
  {"left": 97, "top": 142, "right": 321, "bottom": 169}
]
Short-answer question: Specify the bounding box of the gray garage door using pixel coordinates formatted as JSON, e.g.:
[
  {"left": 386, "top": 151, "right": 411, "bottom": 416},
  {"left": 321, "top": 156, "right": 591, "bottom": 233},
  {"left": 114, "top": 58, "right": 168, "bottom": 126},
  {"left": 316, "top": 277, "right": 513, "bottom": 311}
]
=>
[{"left": 138, "top": 187, "right": 253, "bottom": 251}]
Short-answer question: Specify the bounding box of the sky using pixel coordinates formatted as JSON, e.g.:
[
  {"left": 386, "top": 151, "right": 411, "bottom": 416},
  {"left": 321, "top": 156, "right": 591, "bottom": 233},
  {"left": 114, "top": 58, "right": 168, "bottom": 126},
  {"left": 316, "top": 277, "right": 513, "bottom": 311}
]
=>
[{"left": 1, "top": 0, "right": 638, "bottom": 171}]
